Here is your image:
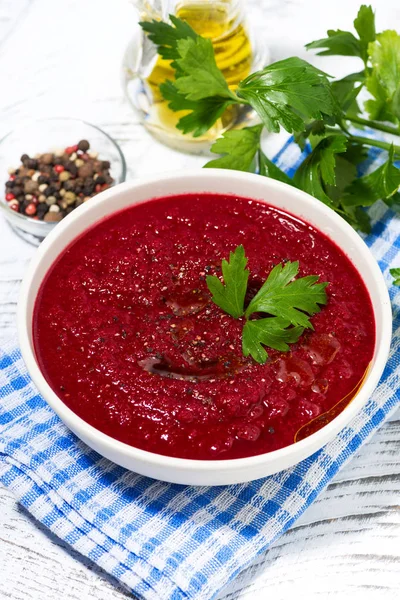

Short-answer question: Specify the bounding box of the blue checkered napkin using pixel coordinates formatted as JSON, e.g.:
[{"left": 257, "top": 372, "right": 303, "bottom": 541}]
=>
[{"left": 1, "top": 140, "right": 400, "bottom": 600}]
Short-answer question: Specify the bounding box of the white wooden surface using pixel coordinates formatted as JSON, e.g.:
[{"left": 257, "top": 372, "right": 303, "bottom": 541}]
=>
[{"left": 0, "top": 1, "right": 399, "bottom": 599}]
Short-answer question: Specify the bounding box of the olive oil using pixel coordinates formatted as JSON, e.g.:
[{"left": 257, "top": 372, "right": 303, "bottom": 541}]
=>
[{"left": 145, "top": 1, "right": 253, "bottom": 145}]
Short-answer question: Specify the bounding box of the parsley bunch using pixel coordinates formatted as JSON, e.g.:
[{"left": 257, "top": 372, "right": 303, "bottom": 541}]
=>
[
  {"left": 140, "top": 5, "right": 400, "bottom": 234},
  {"left": 206, "top": 246, "right": 328, "bottom": 364}
]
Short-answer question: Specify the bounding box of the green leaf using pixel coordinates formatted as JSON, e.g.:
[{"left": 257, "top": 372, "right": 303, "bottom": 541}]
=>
[
  {"left": 342, "top": 145, "right": 400, "bottom": 206},
  {"left": 174, "top": 37, "right": 236, "bottom": 101},
  {"left": 160, "top": 80, "right": 235, "bottom": 138},
  {"left": 342, "top": 205, "right": 372, "bottom": 233},
  {"left": 294, "top": 120, "right": 327, "bottom": 150},
  {"left": 204, "top": 127, "right": 297, "bottom": 186},
  {"left": 354, "top": 5, "right": 376, "bottom": 62},
  {"left": 139, "top": 15, "right": 197, "bottom": 64},
  {"left": 365, "top": 31, "right": 400, "bottom": 123},
  {"left": 259, "top": 153, "right": 297, "bottom": 187},
  {"left": 236, "top": 57, "right": 336, "bottom": 134},
  {"left": 206, "top": 245, "right": 249, "bottom": 318},
  {"left": 204, "top": 125, "right": 263, "bottom": 171},
  {"left": 393, "top": 84, "right": 400, "bottom": 121},
  {"left": 306, "top": 30, "right": 362, "bottom": 58},
  {"left": 390, "top": 267, "right": 400, "bottom": 286},
  {"left": 306, "top": 5, "right": 375, "bottom": 64},
  {"left": 384, "top": 191, "right": 400, "bottom": 212},
  {"left": 242, "top": 318, "right": 304, "bottom": 364},
  {"left": 245, "top": 261, "right": 328, "bottom": 328},
  {"left": 331, "top": 72, "right": 365, "bottom": 115},
  {"left": 294, "top": 135, "right": 348, "bottom": 205},
  {"left": 325, "top": 155, "right": 357, "bottom": 204},
  {"left": 142, "top": 16, "right": 238, "bottom": 137}
]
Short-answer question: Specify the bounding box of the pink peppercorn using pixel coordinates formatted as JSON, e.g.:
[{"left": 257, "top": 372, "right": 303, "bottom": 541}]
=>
[
  {"left": 5, "top": 192, "right": 15, "bottom": 201},
  {"left": 25, "top": 203, "right": 37, "bottom": 216},
  {"left": 54, "top": 165, "right": 64, "bottom": 173}
]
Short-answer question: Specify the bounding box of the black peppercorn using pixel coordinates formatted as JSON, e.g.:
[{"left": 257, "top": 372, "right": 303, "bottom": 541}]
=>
[
  {"left": 12, "top": 186, "right": 23, "bottom": 196},
  {"left": 63, "top": 180, "right": 75, "bottom": 191},
  {"left": 44, "top": 186, "right": 55, "bottom": 197},
  {"left": 26, "top": 159, "right": 38, "bottom": 170},
  {"left": 78, "top": 139, "right": 90, "bottom": 152},
  {"left": 83, "top": 180, "right": 95, "bottom": 195},
  {"left": 65, "top": 161, "right": 78, "bottom": 176},
  {"left": 36, "top": 203, "right": 49, "bottom": 218}
]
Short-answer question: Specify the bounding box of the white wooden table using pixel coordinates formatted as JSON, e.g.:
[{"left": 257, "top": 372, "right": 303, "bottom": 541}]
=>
[{"left": 1, "top": 1, "right": 399, "bottom": 598}]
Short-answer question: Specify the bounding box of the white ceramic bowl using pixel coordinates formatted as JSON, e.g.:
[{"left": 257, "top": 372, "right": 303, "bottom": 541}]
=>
[{"left": 18, "top": 170, "right": 392, "bottom": 485}]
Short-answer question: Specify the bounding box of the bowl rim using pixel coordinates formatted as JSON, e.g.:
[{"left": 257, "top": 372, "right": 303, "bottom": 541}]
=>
[
  {"left": 18, "top": 169, "right": 392, "bottom": 475},
  {"left": 0, "top": 117, "right": 127, "bottom": 229}
]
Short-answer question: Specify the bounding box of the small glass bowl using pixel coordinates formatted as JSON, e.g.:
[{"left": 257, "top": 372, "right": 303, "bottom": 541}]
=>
[{"left": 0, "top": 118, "right": 127, "bottom": 245}]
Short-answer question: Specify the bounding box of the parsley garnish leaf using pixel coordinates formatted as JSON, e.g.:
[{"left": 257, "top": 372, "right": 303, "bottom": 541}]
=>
[
  {"left": 245, "top": 261, "right": 328, "bottom": 328},
  {"left": 236, "top": 57, "right": 336, "bottom": 134},
  {"left": 206, "top": 248, "right": 328, "bottom": 364},
  {"left": 206, "top": 245, "right": 249, "bottom": 319},
  {"left": 242, "top": 318, "right": 304, "bottom": 364},
  {"left": 390, "top": 268, "right": 400, "bottom": 286}
]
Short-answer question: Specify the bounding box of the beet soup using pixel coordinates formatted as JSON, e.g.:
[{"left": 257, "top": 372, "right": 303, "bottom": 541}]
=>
[{"left": 33, "top": 194, "right": 375, "bottom": 460}]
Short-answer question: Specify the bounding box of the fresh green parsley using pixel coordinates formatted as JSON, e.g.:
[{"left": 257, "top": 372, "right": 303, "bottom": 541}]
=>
[
  {"left": 343, "top": 145, "right": 400, "bottom": 207},
  {"left": 206, "top": 246, "right": 328, "bottom": 364},
  {"left": 242, "top": 318, "right": 304, "bottom": 366},
  {"left": 390, "top": 268, "right": 400, "bottom": 286},
  {"left": 365, "top": 30, "right": 400, "bottom": 122},
  {"left": 235, "top": 58, "right": 336, "bottom": 134},
  {"left": 244, "top": 261, "right": 328, "bottom": 328},
  {"left": 294, "top": 135, "right": 348, "bottom": 206},
  {"left": 206, "top": 245, "right": 249, "bottom": 319},
  {"left": 141, "top": 16, "right": 240, "bottom": 137},
  {"left": 204, "top": 125, "right": 297, "bottom": 187},
  {"left": 305, "top": 4, "right": 375, "bottom": 65},
  {"left": 140, "top": 4, "right": 400, "bottom": 244}
]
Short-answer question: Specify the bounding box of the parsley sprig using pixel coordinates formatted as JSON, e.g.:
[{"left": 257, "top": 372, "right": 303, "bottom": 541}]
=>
[
  {"left": 140, "top": 5, "right": 400, "bottom": 234},
  {"left": 206, "top": 246, "right": 328, "bottom": 364}
]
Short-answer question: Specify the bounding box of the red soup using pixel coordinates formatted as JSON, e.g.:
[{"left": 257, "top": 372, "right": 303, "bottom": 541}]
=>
[{"left": 33, "top": 194, "right": 375, "bottom": 460}]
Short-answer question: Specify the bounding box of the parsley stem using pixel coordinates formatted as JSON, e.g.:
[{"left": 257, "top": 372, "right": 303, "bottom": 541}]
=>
[
  {"left": 345, "top": 114, "right": 400, "bottom": 136},
  {"left": 348, "top": 135, "right": 400, "bottom": 155}
]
